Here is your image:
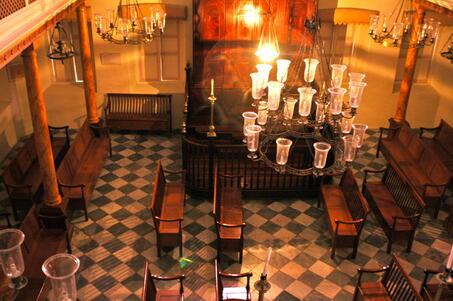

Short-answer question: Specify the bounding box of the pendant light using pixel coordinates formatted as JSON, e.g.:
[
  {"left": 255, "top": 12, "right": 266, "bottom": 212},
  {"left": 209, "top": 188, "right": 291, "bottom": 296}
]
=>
[{"left": 255, "top": 13, "right": 279, "bottom": 63}]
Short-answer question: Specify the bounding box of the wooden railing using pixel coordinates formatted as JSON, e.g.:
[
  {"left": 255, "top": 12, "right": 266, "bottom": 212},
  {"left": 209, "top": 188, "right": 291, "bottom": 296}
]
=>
[{"left": 182, "top": 136, "right": 324, "bottom": 197}]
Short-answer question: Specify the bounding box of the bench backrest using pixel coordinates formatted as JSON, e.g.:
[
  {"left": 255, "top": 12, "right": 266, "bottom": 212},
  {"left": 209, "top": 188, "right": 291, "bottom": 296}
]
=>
[
  {"left": 2, "top": 138, "right": 37, "bottom": 185},
  {"left": 383, "top": 164, "right": 425, "bottom": 221},
  {"left": 381, "top": 255, "right": 423, "bottom": 301},
  {"left": 57, "top": 121, "right": 94, "bottom": 184},
  {"left": 213, "top": 168, "right": 243, "bottom": 221},
  {"left": 150, "top": 161, "right": 166, "bottom": 218},
  {"left": 20, "top": 205, "right": 41, "bottom": 256},
  {"left": 340, "top": 168, "right": 369, "bottom": 222},
  {"left": 142, "top": 262, "right": 157, "bottom": 301},
  {"left": 435, "top": 119, "right": 453, "bottom": 155},
  {"left": 106, "top": 93, "right": 172, "bottom": 115}
]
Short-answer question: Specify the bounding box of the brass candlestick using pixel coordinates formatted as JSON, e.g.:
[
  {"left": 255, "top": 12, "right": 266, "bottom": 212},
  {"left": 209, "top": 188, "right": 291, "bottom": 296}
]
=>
[{"left": 207, "top": 92, "right": 217, "bottom": 137}]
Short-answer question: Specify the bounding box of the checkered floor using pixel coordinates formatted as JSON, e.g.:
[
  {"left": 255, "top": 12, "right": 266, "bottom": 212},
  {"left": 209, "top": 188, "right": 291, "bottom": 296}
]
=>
[{"left": 0, "top": 129, "right": 452, "bottom": 300}]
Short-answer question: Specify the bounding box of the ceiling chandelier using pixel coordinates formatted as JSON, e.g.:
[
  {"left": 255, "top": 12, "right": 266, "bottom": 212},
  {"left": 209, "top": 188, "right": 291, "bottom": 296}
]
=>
[
  {"left": 368, "top": 0, "right": 440, "bottom": 48},
  {"left": 94, "top": 0, "right": 166, "bottom": 45},
  {"left": 242, "top": 4, "right": 368, "bottom": 177},
  {"left": 47, "top": 22, "right": 75, "bottom": 62},
  {"left": 440, "top": 33, "right": 453, "bottom": 63}
]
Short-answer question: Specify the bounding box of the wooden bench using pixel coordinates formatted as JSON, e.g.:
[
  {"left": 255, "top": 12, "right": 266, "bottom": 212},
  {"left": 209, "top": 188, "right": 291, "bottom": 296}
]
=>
[
  {"left": 377, "top": 122, "right": 452, "bottom": 218},
  {"left": 57, "top": 121, "right": 110, "bottom": 220},
  {"left": 319, "top": 168, "right": 369, "bottom": 259},
  {"left": 105, "top": 93, "right": 172, "bottom": 133},
  {"left": 353, "top": 254, "right": 423, "bottom": 301},
  {"left": 213, "top": 170, "right": 246, "bottom": 263},
  {"left": 141, "top": 261, "right": 185, "bottom": 301},
  {"left": 215, "top": 259, "right": 252, "bottom": 301},
  {"left": 420, "top": 119, "right": 453, "bottom": 175},
  {"left": 362, "top": 164, "right": 425, "bottom": 253},
  {"left": 1, "top": 126, "right": 70, "bottom": 221},
  {"left": 150, "top": 160, "right": 185, "bottom": 257}
]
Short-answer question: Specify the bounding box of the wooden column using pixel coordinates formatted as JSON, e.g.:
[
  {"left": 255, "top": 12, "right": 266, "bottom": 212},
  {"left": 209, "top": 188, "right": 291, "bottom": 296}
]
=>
[
  {"left": 394, "top": 3, "right": 425, "bottom": 123},
  {"left": 22, "top": 43, "right": 62, "bottom": 207},
  {"left": 77, "top": 3, "right": 100, "bottom": 124}
]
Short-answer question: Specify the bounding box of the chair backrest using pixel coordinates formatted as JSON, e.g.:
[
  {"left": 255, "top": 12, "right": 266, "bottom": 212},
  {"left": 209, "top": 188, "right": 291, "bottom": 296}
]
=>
[
  {"left": 340, "top": 168, "right": 369, "bottom": 222},
  {"left": 383, "top": 164, "right": 425, "bottom": 222},
  {"left": 381, "top": 255, "right": 423, "bottom": 301},
  {"left": 150, "top": 161, "right": 166, "bottom": 218},
  {"left": 215, "top": 260, "right": 252, "bottom": 301},
  {"left": 142, "top": 262, "right": 157, "bottom": 301},
  {"left": 435, "top": 119, "right": 453, "bottom": 155}
]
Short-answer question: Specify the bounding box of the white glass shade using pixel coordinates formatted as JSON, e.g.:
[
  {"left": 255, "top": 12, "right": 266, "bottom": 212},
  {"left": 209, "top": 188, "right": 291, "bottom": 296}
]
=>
[
  {"left": 341, "top": 113, "right": 355, "bottom": 134},
  {"left": 348, "top": 73, "right": 366, "bottom": 83},
  {"left": 242, "top": 112, "right": 258, "bottom": 137},
  {"left": 42, "top": 253, "right": 80, "bottom": 301},
  {"left": 0, "top": 229, "right": 25, "bottom": 279},
  {"left": 106, "top": 8, "right": 116, "bottom": 27},
  {"left": 330, "top": 64, "right": 347, "bottom": 88},
  {"left": 392, "top": 23, "right": 404, "bottom": 40},
  {"left": 298, "top": 87, "right": 316, "bottom": 117},
  {"left": 257, "top": 101, "right": 268, "bottom": 126},
  {"left": 276, "top": 138, "right": 292, "bottom": 165},
  {"left": 283, "top": 97, "right": 298, "bottom": 120},
  {"left": 267, "top": 81, "right": 284, "bottom": 111},
  {"left": 313, "top": 142, "right": 331, "bottom": 169},
  {"left": 303, "top": 58, "right": 319, "bottom": 83},
  {"left": 143, "top": 17, "right": 154, "bottom": 37},
  {"left": 117, "top": 18, "right": 130, "bottom": 38},
  {"left": 328, "top": 87, "right": 347, "bottom": 115},
  {"left": 250, "top": 73, "right": 263, "bottom": 100},
  {"left": 276, "top": 59, "right": 291, "bottom": 83},
  {"left": 369, "top": 15, "right": 379, "bottom": 34},
  {"left": 343, "top": 135, "right": 357, "bottom": 163},
  {"left": 95, "top": 16, "right": 108, "bottom": 34},
  {"left": 256, "top": 64, "right": 272, "bottom": 93},
  {"left": 348, "top": 82, "right": 367, "bottom": 108},
  {"left": 315, "top": 101, "right": 326, "bottom": 123},
  {"left": 352, "top": 124, "right": 368, "bottom": 148},
  {"left": 246, "top": 125, "right": 262, "bottom": 153}
]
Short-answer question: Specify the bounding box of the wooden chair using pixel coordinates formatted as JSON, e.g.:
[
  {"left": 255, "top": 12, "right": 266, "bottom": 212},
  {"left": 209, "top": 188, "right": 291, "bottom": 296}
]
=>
[
  {"left": 319, "top": 168, "right": 369, "bottom": 259},
  {"left": 353, "top": 254, "right": 423, "bottom": 301},
  {"left": 420, "top": 269, "right": 453, "bottom": 301},
  {"left": 142, "top": 261, "right": 185, "bottom": 301},
  {"left": 213, "top": 170, "right": 246, "bottom": 263},
  {"left": 150, "top": 161, "right": 186, "bottom": 257},
  {"left": 215, "top": 260, "right": 252, "bottom": 301},
  {"left": 362, "top": 164, "right": 425, "bottom": 253}
]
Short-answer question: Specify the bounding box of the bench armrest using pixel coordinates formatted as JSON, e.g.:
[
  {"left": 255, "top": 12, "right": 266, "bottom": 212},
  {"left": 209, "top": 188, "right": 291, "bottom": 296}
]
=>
[
  {"left": 335, "top": 219, "right": 364, "bottom": 225},
  {"left": 356, "top": 266, "right": 389, "bottom": 286},
  {"left": 4, "top": 182, "right": 32, "bottom": 189},
  {"left": 151, "top": 274, "right": 185, "bottom": 281},
  {"left": 391, "top": 214, "right": 421, "bottom": 230},
  {"left": 48, "top": 125, "right": 69, "bottom": 130},
  {"left": 216, "top": 221, "right": 246, "bottom": 228},
  {"left": 419, "top": 126, "right": 440, "bottom": 137},
  {"left": 421, "top": 269, "right": 443, "bottom": 291},
  {"left": 163, "top": 169, "right": 186, "bottom": 175},
  {"left": 363, "top": 168, "right": 387, "bottom": 185},
  {"left": 154, "top": 216, "right": 183, "bottom": 223},
  {"left": 58, "top": 182, "right": 85, "bottom": 189}
]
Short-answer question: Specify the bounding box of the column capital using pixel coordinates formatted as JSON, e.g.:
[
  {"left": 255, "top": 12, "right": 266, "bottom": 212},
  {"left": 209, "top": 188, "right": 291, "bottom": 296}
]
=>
[{"left": 21, "top": 42, "right": 39, "bottom": 58}]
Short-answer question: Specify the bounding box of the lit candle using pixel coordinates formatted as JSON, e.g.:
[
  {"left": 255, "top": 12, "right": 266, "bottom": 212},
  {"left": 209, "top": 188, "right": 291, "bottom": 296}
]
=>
[
  {"left": 263, "top": 247, "right": 272, "bottom": 276},
  {"left": 447, "top": 244, "right": 453, "bottom": 270},
  {"left": 211, "top": 78, "right": 214, "bottom": 95}
]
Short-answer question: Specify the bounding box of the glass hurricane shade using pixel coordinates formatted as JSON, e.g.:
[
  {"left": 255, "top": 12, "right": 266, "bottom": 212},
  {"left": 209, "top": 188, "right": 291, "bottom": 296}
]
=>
[
  {"left": 257, "top": 101, "right": 268, "bottom": 126},
  {"left": 328, "top": 87, "right": 347, "bottom": 115},
  {"left": 392, "top": 23, "right": 405, "bottom": 40},
  {"left": 276, "top": 138, "right": 292, "bottom": 165},
  {"left": 348, "top": 82, "right": 367, "bottom": 108},
  {"left": 283, "top": 97, "right": 298, "bottom": 120},
  {"left": 343, "top": 135, "right": 357, "bottom": 162},
  {"left": 298, "top": 87, "right": 316, "bottom": 117},
  {"left": 246, "top": 125, "right": 262, "bottom": 155},
  {"left": 331, "top": 64, "right": 347, "bottom": 88},
  {"left": 250, "top": 73, "right": 263, "bottom": 100},
  {"left": 256, "top": 64, "right": 272, "bottom": 90},
  {"left": 303, "top": 58, "right": 319, "bottom": 83},
  {"left": 369, "top": 15, "right": 379, "bottom": 34},
  {"left": 242, "top": 112, "right": 258, "bottom": 137},
  {"left": 341, "top": 113, "right": 355, "bottom": 134},
  {"left": 0, "top": 229, "right": 25, "bottom": 280},
  {"left": 117, "top": 18, "right": 130, "bottom": 39},
  {"left": 315, "top": 100, "right": 326, "bottom": 123},
  {"left": 349, "top": 73, "right": 365, "bottom": 82},
  {"left": 256, "top": 15, "right": 280, "bottom": 62},
  {"left": 42, "top": 253, "right": 80, "bottom": 301},
  {"left": 352, "top": 124, "right": 368, "bottom": 148},
  {"left": 267, "top": 81, "right": 284, "bottom": 111},
  {"left": 276, "top": 59, "right": 291, "bottom": 83},
  {"left": 313, "top": 142, "right": 331, "bottom": 169}
]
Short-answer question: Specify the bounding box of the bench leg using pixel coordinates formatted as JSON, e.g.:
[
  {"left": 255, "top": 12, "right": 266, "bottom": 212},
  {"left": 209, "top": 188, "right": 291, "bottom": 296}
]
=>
[
  {"left": 157, "top": 236, "right": 162, "bottom": 257},
  {"left": 331, "top": 236, "right": 337, "bottom": 259},
  {"left": 179, "top": 233, "right": 183, "bottom": 258},
  {"left": 239, "top": 249, "right": 243, "bottom": 264},
  {"left": 386, "top": 235, "right": 393, "bottom": 253},
  {"left": 406, "top": 232, "right": 415, "bottom": 253},
  {"left": 351, "top": 238, "right": 359, "bottom": 259},
  {"left": 217, "top": 240, "right": 221, "bottom": 262}
]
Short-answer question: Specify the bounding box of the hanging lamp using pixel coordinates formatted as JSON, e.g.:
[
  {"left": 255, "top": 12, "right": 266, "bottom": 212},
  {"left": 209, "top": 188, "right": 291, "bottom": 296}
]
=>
[
  {"left": 47, "top": 22, "right": 75, "bottom": 62},
  {"left": 255, "top": 12, "right": 279, "bottom": 62}
]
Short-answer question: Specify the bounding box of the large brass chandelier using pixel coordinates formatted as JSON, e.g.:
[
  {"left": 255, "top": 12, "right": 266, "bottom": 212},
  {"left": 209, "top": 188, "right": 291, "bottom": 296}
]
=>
[
  {"left": 94, "top": 0, "right": 166, "bottom": 45},
  {"left": 242, "top": 3, "right": 368, "bottom": 177}
]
